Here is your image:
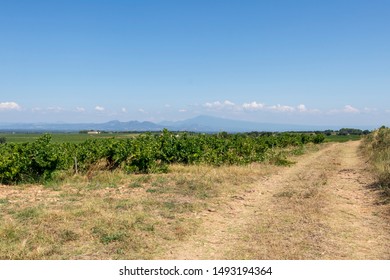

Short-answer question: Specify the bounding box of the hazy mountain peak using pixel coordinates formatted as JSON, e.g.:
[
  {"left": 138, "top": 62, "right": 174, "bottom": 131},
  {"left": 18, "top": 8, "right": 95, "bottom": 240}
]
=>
[{"left": 0, "top": 115, "right": 367, "bottom": 133}]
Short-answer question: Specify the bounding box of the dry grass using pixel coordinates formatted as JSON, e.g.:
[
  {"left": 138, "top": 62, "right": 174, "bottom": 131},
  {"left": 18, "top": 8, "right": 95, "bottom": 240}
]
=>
[
  {"left": 360, "top": 127, "right": 390, "bottom": 203},
  {"left": 224, "top": 147, "right": 334, "bottom": 260},
  {"left": 0, "top": 162, "right": 275, "bottom": 260},
  {"left": 223, "top": 141, "right": 390, "bottom": 260}
]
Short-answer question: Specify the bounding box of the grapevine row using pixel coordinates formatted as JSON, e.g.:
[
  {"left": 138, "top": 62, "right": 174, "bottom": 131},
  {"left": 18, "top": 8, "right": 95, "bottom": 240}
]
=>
[{"left": 0, "top": 130, "right": 325, "bottom": 184}]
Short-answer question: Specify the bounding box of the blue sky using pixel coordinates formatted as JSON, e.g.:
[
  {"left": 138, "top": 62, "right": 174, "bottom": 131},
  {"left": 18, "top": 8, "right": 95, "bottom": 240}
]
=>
[{"left": 0, "top": 0, "right": 389, "bottom": 127}]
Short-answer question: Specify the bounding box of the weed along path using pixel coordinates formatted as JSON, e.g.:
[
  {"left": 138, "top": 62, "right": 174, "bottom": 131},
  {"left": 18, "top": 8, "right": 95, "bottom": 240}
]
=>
[{"left": 159, "top": 141, "right": 390, "bottom": 260}]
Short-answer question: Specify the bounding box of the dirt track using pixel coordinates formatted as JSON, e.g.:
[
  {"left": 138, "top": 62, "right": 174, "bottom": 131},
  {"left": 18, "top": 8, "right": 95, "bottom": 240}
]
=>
[{"left": 160, "top": 141, "right": 390, "bottom": 259}]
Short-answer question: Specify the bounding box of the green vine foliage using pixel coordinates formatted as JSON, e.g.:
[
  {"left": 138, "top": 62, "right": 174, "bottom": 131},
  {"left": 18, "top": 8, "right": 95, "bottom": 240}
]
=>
[{"left": 0, "top": 131, "right": 325, "bottom": 184}]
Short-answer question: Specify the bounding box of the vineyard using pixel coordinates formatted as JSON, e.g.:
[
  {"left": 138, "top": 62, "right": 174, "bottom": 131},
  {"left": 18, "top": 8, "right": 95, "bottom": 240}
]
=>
[
  {"left": 0, "top": 130, "right": 325, "bottom": 184},
  {"left": 1, "top": 131, "right": 389, "bottom": 260}
]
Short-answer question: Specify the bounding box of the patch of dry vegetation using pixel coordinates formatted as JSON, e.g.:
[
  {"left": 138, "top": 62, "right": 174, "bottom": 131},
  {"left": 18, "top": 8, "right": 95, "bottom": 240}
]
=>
[
  {"left": 360, "top": 127, "right": 390, "bottom": 203},
  {"left": 225, "top": 148, "right": 334, "bottom": 260},
  {"left": 0, "top": 162, "right": 274, "bottom": 259},
  {"left": 204, "top": 141, "right": 389, "bottom": 260}
]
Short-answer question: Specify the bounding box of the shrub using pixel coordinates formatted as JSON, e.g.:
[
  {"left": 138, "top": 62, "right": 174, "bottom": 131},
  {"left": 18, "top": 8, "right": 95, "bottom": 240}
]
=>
[{"left": 361, "top": 127, "right": 390, "bottom": 198}]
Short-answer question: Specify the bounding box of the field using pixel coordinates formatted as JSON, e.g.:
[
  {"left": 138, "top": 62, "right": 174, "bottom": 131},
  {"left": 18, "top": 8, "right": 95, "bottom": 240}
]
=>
[
  {"left": 324, "top": 134, "right": 362, "bottom": 142},
  {"left": 0, "top": 132, "right": 361, "bottom": 144},
  {"left": 0, "top": 133, "right": 135, "bottom": 143},
  {"left": 0, "top": 130, "right": 389, "bottom": 259}
]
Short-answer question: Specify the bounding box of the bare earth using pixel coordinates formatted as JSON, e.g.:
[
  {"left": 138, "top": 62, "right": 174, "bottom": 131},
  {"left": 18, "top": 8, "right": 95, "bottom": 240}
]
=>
[{"left": 159, "top": 141, "right": 390, "bottom": 259}]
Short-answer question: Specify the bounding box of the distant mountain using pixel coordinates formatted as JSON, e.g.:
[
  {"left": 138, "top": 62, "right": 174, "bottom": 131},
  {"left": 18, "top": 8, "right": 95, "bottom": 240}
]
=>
[{"left": 0, "top": 115, "right": 369, "bottom": 133}]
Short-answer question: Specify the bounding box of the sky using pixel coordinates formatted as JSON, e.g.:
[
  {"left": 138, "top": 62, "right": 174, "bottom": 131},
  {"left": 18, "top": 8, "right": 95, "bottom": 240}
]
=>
[{"left": 0, "top": 0, "right": 389, "bottom": 128}]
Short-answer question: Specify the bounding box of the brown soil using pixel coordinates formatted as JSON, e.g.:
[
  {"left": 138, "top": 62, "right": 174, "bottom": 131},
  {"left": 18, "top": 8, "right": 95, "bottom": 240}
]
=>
[{"left": 158, "top": 141, "right": 390, "bottom": 259}]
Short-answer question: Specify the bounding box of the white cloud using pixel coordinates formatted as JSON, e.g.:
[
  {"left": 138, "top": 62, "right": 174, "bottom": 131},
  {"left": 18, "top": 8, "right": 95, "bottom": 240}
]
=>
[
  {"left": 95, "top": 106, "right": 105, "bottom": 111},
  {"left": 179, "top": 109, "right": 187, "bottom": 112},
  {"left": 138, "top": 108, "right": 146, "bottom": 113},
  {"left": 47, "top": 106, "right": 64, "bottom": 112},
  {"left": 268, "top": 104, "right": 295, "bottom": 112},
  {"left": 297, "top": 104, "right": 307, "bottom": 112},
  {"left": 224, "top": 100, "right": 235, "bottom": 106},
  {"left": 295, "top": 104, "right": 321, "bottom": 113},
  {"left": 204, "top": 100, "right": 236, "bottom": 109},
  {"left": 76, "top": 107, "right": 86, "bottom": 112},
  {"left": 242, "top": 101, "right": 265, "bottom": 110},
  {"left": 204, "top": 101, "right": 217, "bottom": 108},
  {"left": 343, "top": 105, "right": 360, "bottom": 113},
  {"left": 202, "top": 100, "right": 319, "bottom": 114},
  {"left": 0, "top": 101, "right": 21, "bottom": 111},
  {"left": 328, "top": 105, "right": 361, "bottom": 114},
  {"left": 32, "top": 107, "right": 42, "bottom": 112},
  {"left": 363, "top": 107, "right": 377, "bottom": 113},
  {"left": 121, "top": 107, "right": 127, "bottom": 113}
]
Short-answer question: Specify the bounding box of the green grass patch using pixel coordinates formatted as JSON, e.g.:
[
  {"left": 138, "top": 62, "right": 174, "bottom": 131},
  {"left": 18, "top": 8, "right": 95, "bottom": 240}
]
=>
[
  {"left": 15, "top": 207, "right": 43, "bottom": 221},
  {"left": 325, "top": 135, "right": 362, "bottom": 142},
  {"left": 0, "top": 198, "right": 9, "bottom": 205},
  {"left": 60, "top": 230, "right": 79, "bottom": 242}
]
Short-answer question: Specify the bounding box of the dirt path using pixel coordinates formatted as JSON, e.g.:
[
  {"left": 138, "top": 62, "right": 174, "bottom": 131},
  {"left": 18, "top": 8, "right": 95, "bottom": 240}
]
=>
[{"left": 159, "top": 141, "right": 390, "bottom": 259}]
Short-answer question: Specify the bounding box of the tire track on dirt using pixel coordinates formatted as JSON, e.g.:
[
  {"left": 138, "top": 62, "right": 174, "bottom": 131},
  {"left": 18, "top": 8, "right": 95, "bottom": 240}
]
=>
[
  {"left": 159, "top": 141, "right": 390, "bottom": 259},
  {"left": 323, "top": 141, "right": 390, "bottom": 259}
]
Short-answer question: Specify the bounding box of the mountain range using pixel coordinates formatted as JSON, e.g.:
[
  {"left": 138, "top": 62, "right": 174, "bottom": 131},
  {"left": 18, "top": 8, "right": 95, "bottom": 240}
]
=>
[{"left": 0, "top": 115, "right": 372, "bottom": 133}]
